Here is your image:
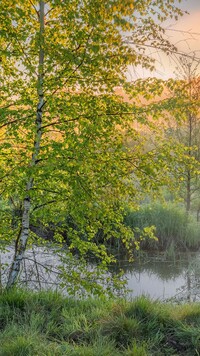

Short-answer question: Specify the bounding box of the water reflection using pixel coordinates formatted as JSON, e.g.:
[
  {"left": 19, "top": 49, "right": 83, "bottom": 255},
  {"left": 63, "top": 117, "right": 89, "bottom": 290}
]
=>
[{"left": 112, "top": 253, "right": 200, "bottom": 301}]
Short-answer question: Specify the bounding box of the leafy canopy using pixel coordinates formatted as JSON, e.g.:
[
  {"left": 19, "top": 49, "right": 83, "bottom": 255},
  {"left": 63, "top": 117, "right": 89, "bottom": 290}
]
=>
[{"left": 0, "top": 0, "right": 185, "bottom": 294}]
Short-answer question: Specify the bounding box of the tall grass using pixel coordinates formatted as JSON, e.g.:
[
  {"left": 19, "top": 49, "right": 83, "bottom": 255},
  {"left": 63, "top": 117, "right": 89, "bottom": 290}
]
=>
[
  {"left": 124, "top": 203, "right": 200, "bottom": 253},
  {"left": 0, "top": 289, "right": 200, "bottom": 355}
]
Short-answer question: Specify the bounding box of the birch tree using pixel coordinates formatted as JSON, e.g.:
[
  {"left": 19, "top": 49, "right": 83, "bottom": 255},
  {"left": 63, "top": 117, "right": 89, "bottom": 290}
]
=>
[{"left": 0, "top": 0, "right": 185, "bottom": 292}]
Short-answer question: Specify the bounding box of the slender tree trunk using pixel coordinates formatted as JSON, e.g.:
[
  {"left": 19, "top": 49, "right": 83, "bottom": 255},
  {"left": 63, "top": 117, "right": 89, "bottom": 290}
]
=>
[
  {"left": 186, "top": 113, "right": 192, "bottom": 213},
  {"left": 186, "top": 171, "right": 191, "bottom": 212},
  {"left": 6, "top": 1, "right": 45, "bottom": 289}
]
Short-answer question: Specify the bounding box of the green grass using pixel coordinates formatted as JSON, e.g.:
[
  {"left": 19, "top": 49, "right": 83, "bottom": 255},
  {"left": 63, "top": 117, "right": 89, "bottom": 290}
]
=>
[
  {"left": 0, "top": 289, "right": 200, "bottom": 355},
  {"left": 124, "top": 202, "right": 200, "bottom": 253}
]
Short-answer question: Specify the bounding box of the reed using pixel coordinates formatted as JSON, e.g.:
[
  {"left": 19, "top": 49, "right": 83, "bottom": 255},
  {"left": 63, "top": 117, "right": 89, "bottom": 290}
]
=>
[{"left": 124, "top": 202, "right": 200, "bottom": 252}]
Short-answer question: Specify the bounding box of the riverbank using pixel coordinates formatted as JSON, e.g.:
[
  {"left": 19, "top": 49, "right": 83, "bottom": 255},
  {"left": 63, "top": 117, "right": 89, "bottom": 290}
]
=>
[{"left": 1, "top": 289, "right": 200, "bottom": 355}]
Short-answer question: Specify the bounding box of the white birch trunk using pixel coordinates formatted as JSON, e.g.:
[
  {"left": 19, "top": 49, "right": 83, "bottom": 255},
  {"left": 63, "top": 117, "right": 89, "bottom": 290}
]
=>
[{"left": 6, "top": 1, "right": 45, "bottom": 289}]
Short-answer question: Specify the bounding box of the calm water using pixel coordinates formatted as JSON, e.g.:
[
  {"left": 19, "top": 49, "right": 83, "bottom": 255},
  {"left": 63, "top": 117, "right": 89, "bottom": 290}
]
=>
[
  {"left": 2, "top": 247, "right": 200, "bottom": 301},
  {"left": 117, "top": 254, "right": 200, "bottom": 301}
]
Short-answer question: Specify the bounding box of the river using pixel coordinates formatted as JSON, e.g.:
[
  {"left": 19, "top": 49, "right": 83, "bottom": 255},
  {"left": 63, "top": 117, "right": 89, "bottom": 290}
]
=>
[{"left": 2, "top": 246, "right": 200, "bottom": 302}]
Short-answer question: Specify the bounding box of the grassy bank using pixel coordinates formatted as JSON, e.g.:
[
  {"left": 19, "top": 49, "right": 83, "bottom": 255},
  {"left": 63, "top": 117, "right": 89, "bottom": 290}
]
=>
[{"left": 0, "top": 290, "right": 200, "bottom": 355}]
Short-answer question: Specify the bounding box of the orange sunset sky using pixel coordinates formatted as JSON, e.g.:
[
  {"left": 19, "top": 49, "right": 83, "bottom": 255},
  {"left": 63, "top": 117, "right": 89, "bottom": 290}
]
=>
[{"left": 128, "top": 0, "right": 200, "bottom": 80}]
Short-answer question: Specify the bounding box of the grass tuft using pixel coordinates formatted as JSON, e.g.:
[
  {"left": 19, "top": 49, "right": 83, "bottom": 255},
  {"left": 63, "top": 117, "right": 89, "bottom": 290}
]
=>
[{"left": 1, "top": 289, "right": 200, "bottom": 355}]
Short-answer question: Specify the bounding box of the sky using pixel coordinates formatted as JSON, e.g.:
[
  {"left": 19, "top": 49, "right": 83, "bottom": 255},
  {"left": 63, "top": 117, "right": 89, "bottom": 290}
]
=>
[{"left": 128, "top": 0, "right": 200, "bottom": 80}]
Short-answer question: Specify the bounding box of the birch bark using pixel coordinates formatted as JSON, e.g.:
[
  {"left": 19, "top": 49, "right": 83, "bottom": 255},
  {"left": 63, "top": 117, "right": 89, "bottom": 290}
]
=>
[{"left": 6, "top": 1, "right": 45, "bottom": 289}]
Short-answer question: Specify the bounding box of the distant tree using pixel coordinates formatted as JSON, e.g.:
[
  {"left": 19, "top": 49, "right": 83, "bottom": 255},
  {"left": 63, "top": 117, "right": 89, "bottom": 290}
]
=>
[{"left": 166, "top": 55, "right": 200, "bottom": 214}]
